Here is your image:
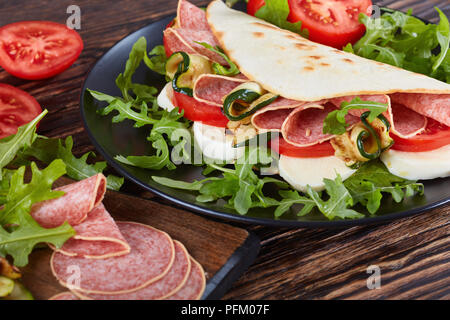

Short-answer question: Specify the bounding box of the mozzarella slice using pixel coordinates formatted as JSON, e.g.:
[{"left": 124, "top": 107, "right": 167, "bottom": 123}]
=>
[
  {"left": 381, "top": 144, "right": 450, "bottom": 180},
  {"left": 278, "top": 155, "right": 356, "bottom": 192},
  {"left": 157, "top": 83, "right": 175, "bottom": 111},
  {"left": 193, "top": 122, "right": 244, "bottom": 162}
]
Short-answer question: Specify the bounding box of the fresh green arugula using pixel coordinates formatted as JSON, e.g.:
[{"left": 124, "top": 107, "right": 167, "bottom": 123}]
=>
[
  {"left": 153, "top": 148, "right": 288, "bottom": 215},
  {"left": 323, "top": 97, "right": 388, "bottom": 135},
  {"left": 255, "top": 0, "right": 309, "bottom": 38},
  {"left": 343, "top": 160, "right": 424, "bottom": 214},
  {"left": 345, "top": 8, "right": 450, "bottom": 83},
  {"left": 16, "top": 136, "right": 124, "bottom": 191},
  {"left": 144, "top": 45, "right": 168, "bottom": 76},
  {"left": 88, "top": 35, "right": 192, "bottom": 171},
  {"left": 195, "top": 42, "right": 240, "bottom": 76},
  {"left": 0, "top": 110, "right": 47, "bottom": 180},
  {"left": 0, "top": 160, "right": 75, "bottom": 267}
]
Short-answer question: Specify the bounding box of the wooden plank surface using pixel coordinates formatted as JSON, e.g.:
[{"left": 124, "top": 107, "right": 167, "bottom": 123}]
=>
[
  {"left": 20, "top": 178, "right": 256, "bottom": 300},
  {"left": 1, "top": 0, "right": 449, "bottom": 300}
]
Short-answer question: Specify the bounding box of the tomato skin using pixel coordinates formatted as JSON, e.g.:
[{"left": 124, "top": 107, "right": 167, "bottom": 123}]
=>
[
  {"left": 0, "top": 21, "right": 83, "bottom": 80},
  {"left": 0, "top": 83, "right": 42, "bottom": 139},
  {"left": 247, "top": 0, "right": 265, "bottom": 16},
  {"left": 391, "top": 119, "right": 450, "bottom": 152},
  {"left": 172, "top": 91, "right": 229, "bottom": 128},
  {"left": 247, "top": 0, "right": 371, "bottom": 49},
  {"left": 270, "top": 136, "right": 335, "bottom": 158}
]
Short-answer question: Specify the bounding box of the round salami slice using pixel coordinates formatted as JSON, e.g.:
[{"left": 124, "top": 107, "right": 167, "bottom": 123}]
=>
[
  {"left": 48, "top": 292, "right": 79, "bottom": 300},
  {"left": 51, "top": 222, "right": 175, "bottom": 294},
  {"left": 31, "top": 174, "right": 106, "bottom": 229},
  {"left": 282, "top": 103, "right": 360, "bottom": 147},
  {"left": 251, "top": 99, "right": 306, "bottom": 131},
  {"left": 166, "top": 257, "right": 206, "bottom": 300},
  {"left": 53, "top": 204, "right": 130, "bottom": 259},
  {"left": 177, "top": 0, "right": 210, "bottom": 31},
  {"left": 193, "top": 74, "right": 246, "bottom": 106},
  {"left": 390, "top": 93, "right": 450, "bottom": 127},
  {"left": 330, "top": 94, "right": 427, "bottom": 138},
  {"left": 74, "top": 240, "right": 191, "bottom": 300}
]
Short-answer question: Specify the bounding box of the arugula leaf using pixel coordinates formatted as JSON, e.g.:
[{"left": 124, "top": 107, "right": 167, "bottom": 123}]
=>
[
  {"left": 144, "top": 45, "right": 168, "bottom": 76},
  {"left": 349, "top": 9, "right": 450, "bottom": 83},
  {"left": 0, "top": 110, "right": 47, "bottom": 180},
  {"left": 152, "top": 147, "right": 288, "bottom": 215},
  {"left": 0, "top": 160, "right": 75, "bottom": 266},
  {"left": 0, "top": 160, "right": 66, "bottom": 225},
  {"left": 433, "top": 8, "right": 450, "bottom": 72},
  {"left": 16, "top": 136, "right": 124, "bottom": 191},
  {"left": 323, "top": 97, "right": 388, "bottom": 135},
  {"left": 275, "top": 189, "right": 316, "bottom": 218},
  {"left": 255, "top": 0, "right": 308, "bottom": 38},
  {"left": 344, "top": 160, "right": 424, "bottom": 214},
  {"left": 306, "top": 175, "right": 364, "bottom": 220},
  {"left": 194, "top": 42, "right": 240, "bottom": 76},
  {"left": 0, "top": 214, "right": 74, "bottom": 267}
]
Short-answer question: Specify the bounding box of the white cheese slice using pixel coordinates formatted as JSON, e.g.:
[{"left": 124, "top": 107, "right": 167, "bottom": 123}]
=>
[
  {"left": 278, "top": 155, "right": 356, "bottom": 192},
  {"left": 193, "top": 122, "right": 244, "bottom": 162},
  {"left": 157, "top": 83, "right": 175, "bottom": 111},
  {"left": 381, "top": 144, "right": 450, "bottom": 180}
]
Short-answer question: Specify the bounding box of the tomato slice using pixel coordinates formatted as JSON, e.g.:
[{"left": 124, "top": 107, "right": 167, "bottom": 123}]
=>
[
  {"left": 0, "top": 21, "right": 83, "bottom": 80},
  {"left": 247, "top": 0, "right": 265, "bottom": 16},
  {"left": 270, "top": 136, "right": 335, "bottom": 158},
  {"left": 0, "top": 83, "right": 42, "bottom": 139},
  {"left": 247, "top": 0, "right": 372, "bottom": 49},
  {"left": 288, "top": 0, "right": 372, "bottom": 49},
  {"left": 391, "top": 118, "right": 450, "bottom": 152},
  {"left": 172, "top": 91, "right": 229, "bottom": 128}
]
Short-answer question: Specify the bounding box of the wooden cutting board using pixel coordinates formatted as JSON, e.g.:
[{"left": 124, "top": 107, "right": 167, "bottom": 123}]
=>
[{"left": 20, "top": 179, "right": 260, "bottom": 300}]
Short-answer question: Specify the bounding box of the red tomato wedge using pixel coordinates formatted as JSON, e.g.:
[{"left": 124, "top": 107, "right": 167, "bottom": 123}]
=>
[
  {"left": 0, "top": 83, "right": 42, "bottom": 139},
  {"left": 391, "top": 118, "right": 450, "bottom": 152},
  {"left": 248, "top": 0, "right": 372, "bottom": 49},
  {"left": 172, "top": 91, "right": 229, "bottom": 128},
  {"left": 0, "top": 21, "right": 83, "bottom": 80},
  {"left": 270, "top": 136, "right": 335, "bottom": 158}
]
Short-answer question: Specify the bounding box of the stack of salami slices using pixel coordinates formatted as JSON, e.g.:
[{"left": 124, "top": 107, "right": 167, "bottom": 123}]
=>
[{"left": 42, "top": 174, "right": 205, "bottom": 300}]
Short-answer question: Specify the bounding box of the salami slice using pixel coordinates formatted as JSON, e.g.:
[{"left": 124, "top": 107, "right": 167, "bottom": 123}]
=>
[
  {"left": 282, "top": 103, "right": 360, "bottom": 147},
  {"left": 251, "top": 99, "right": 306, "bottom": 131},
  {"left": 175, "top": 28, "right": 227, "bottom": 65},
  {"left": 166, "top": 257, "right": 206, "bottom": 300},
  {"left": 31, "top": 174, "right": 106, "bottom": 229},
  {"left": 330, "top": 94, "right": 427, "bottom": 138},
  {"left": 164, "top": 28, "right": 199, "bottom": 57},
  {"left": 51, "top": 222, "right": 175, "bottom": 294},
  {"left": 390, "top": 93, "right": 450, "bottom": 127},
  {"left": 177, "top": 0, "right": 210, "bottom": 30},
  {"left": 48, "top": 292, "right": 79, "bottom": 300},
  {"left": 54, "top": 204, "right": 130, "bottom": 259},
  {"left": 74, "top": 240, "right": 191, "bottom": 300},
  {"left": 193, "top": 74, "right": 246, "bottom": 106}
]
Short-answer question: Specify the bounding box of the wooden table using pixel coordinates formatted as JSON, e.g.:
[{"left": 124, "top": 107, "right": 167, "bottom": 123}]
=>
[{"left": 0, "top": 0, "right": 449, "bottom": 300}]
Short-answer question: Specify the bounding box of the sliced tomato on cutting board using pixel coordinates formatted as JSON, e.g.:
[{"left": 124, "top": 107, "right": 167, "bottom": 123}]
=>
[
  {"left": 172, "top": 91, "right": 229, "bottom": 128},
  {"left": 270, "top": 136, "right": 335, "bottom": 158},
  {"left": 248, "top": 0, "right": 372, "bottom": 49},
  {"left": 0, "top": 21, "right": 83, "bottom": 80},
  {"left": 391, "top": 118, "right": 450, "bottom": 152},
  {"left": 0, "top": 83, "right": 42, "bottom": 139}
]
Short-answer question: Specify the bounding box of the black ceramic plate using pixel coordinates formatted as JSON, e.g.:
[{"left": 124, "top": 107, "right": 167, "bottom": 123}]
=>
[{"left": 80, "top": 10, "right": 450, "bottom": 228}]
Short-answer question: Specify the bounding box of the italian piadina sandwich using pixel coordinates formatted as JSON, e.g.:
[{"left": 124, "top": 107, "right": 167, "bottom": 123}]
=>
[{"left": 158, "top": 0, "right": 450, "bottom": 193}]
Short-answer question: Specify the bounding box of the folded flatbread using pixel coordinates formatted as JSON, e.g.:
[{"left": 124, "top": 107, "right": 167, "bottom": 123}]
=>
[{"left": 168, "top": 0, "right": 450, "bottom": 148}]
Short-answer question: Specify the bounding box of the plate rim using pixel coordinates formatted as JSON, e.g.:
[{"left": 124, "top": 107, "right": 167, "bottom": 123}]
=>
[{"left": 79, "top": 10, "right": 450, "bottom": 229}]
